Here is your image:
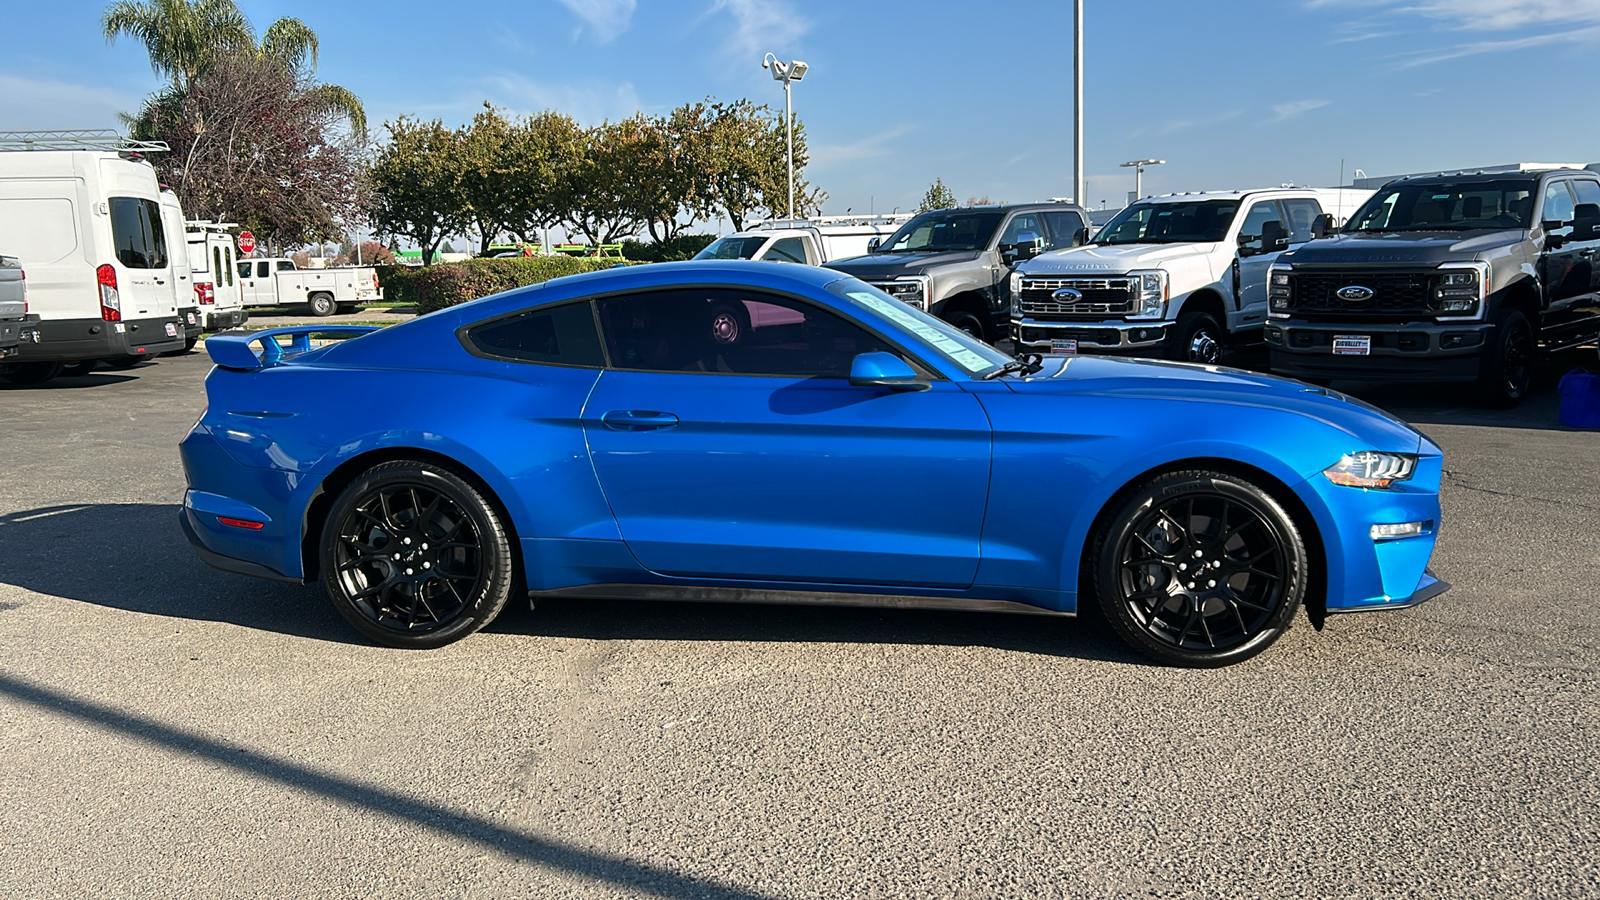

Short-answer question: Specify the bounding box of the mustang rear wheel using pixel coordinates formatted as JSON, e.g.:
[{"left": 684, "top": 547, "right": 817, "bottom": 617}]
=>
[
  {"left": 1092, "top": 470, "right": 1306, "bottom": 667},
  {"left": 322, "top": 461, "right": 515, "bottom": 649}
]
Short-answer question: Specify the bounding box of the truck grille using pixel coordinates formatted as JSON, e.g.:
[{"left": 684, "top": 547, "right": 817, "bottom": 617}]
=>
[
  {"left": 1290, "top": 271, "right": 1434, "bottom": 318},
  {"left": 1020, "top": 277, "right": 1134, "bottom": 317}
]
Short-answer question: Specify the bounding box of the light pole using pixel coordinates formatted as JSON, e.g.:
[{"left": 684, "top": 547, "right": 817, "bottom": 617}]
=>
[
  {"left": 762, "top": 53, "right": 809, "bottom": 220},
  {"left": 1120, "top": 159, "right": 1165, "bottom": 202},
  {"left": 1073, "top": 0, "right": 1084, "bottom": 205}
]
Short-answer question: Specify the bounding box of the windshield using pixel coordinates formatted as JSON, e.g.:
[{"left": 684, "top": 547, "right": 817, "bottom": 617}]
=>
[
  {"left": 694, "top": 236, "right": 768, "bottom": 260},
  {"left": 1093, "top": 200, "right": 1240, "bottom": 244},
  {"left": 1347, "top": 180, "right": 1536, "bottom": 232},
  {"left": 828, "top": 277, "right": 1013, "bottom": 376},
  {"left": 876, "top": 210, "right": 1005, "bottom": 253}
]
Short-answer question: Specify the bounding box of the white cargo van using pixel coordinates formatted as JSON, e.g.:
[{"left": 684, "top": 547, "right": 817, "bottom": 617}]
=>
[
  {"left": 0, "top": 131, "right": 184, "bottom": 384},
  {"left": 159, "top": 189, "right": 200, "bottom": 352},
  {"left": 185, "top": 221, "right": 247, "bottom": 332}
]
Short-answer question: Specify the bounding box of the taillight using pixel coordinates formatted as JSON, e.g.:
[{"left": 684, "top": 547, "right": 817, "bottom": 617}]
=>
[
  {"left": 195, "top": 282, "right": 215, "bottom": 304},
  {"left": 217, "top": 517, "right": 265, "bottom": 530},
  {"left": 96, "top": 264, "right": 121, "bottom": 321}
]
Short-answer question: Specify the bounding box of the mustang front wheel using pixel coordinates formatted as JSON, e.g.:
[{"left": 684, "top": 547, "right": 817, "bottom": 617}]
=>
[
  {"left": 322, "top": 461, "right": 515, "bottom": 649},
  {"left": 1093, "top": 470, "right": 1306, "bottom": 667}
]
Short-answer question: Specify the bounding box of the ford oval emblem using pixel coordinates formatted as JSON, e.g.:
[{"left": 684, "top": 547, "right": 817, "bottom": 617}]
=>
[
  {"left": 1336, "top": 285, "right": 1375, "bottom": 302},
  {"left": 1051, "top": 288, "right": 1084, "bottom": 302}
]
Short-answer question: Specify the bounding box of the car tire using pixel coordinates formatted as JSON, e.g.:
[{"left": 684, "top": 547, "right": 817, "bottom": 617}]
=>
[
  {"left": 1091, "top": 469, "right": 1307, "bottom": 667},
  {"left": 309, "top": 293, "right": 337, "bottom": 317},
  {"left": 1477, "top": 309, "right": 1533, "bottom": 408},
  {"left": 1, "top": 361, "right": 63, "bottom": 385},
  {"left": 321, "top": 460, "right": 516, "bottom": 649},
  {"left": 1168, "top": 311, "right": 1224, "bottom": 364},
  {"left": 707, "top": 301, "right": 749, "bottom": 347},
  {"left": 103, "top": 356, "right": 144, "bottom": 370},
  {"left": 59, "top": 361, "right": 98, "bottom": 378},
  {"left": 944, "top": 309, "right": 988, "bottom": 343}
]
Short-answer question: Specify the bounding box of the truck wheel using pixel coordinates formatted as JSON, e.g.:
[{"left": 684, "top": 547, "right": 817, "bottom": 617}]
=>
[
  {"left": 60, "top": 361, "right": 98, "bottom": 378},
  {"left": 309, "top": 293, "right": 337, "bottom": 317},
  {"left": 707, "top": 301, "right": 749, "bottom": 346},
  {"left": 944, "top": 310, "right": 988, "bottom": 342},
  {"left": 1477, "top": 309, "right": 1534, "bottom": 407},
  {"left": 1, "top": 362, "right": 63, "bottom": 385},
  {"left": 1169, "top": 311, "right": 1224, "bottom": 364}
]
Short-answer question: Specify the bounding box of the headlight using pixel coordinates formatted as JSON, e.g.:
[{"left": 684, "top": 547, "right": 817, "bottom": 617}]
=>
[
  {"left": 1323, "top": 452, "right": 1418, "bottom": 489},
  {"left": 1268, "top": 266, "right": 1293, "bottom": 313},
  {"left": 880, "top": 276, "right": 929, "bottom": 309},
  {"left": 1432, "top": 264, "right": 1487, "bottom": 318},
  {"left": 1439, "top": 272, "right": 1476, "bottom": 287},
  {"left": 1009, "top": 269, "right": 1022, "bottom": 298},
  {"left": 1127, "top": 270, "right": 1167, "bottom": 319}
]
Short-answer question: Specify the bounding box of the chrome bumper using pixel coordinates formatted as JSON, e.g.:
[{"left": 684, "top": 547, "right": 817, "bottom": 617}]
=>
[{"left": 1011, "top": 318, "right": 1171, "bottom": 350}]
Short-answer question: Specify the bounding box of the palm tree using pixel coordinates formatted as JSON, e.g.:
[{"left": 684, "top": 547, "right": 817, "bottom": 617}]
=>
[{"left": 104, "top": 0, "right": 365, "bottom": 136}]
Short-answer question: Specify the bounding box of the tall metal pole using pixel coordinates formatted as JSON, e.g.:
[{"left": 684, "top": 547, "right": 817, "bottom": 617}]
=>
[
  {"left": 785, "top": 79, "right": 795, "bottom": 219},
  {"left": 1073, "top": 0, "right": 1084, "bottom": 205},
  {"left": 1134, "top": 164, "right": 1142, "bottom": 200}
]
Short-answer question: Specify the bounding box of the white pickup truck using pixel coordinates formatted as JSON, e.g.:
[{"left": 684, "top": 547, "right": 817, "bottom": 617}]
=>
[
  {"left": 694, "top": 214, "right": 914, "bottom": 266},
  {"left": 0, "top": 253, "right": 38, "bottom": 363},
  {"left": 234, "top": 257, "right": 383, "bottom": 317},
  {"left": 1009, "top": 187, "right": 1371, "bottom": 362}
]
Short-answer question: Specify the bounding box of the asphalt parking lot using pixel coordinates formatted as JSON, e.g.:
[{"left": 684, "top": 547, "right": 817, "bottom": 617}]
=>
[{"left": 1, "top": 348, "right": 1596, "bottom": 899}]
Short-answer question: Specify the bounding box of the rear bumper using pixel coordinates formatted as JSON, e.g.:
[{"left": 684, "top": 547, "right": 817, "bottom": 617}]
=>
[
  {"left": 1266, "top": 319, "right": 1492, "bottom": 382},
  {"left": 179, "top": 508, "right": 302, "bottom": 583},
  {"left": 202, "top": 307, "right": 249, "bottom": 331},
  {"left": 13, "top": 314, "right": 185, "bottom": 362},
  {"left": 0, "top": 315, "right": 37, "bottom": 357}
]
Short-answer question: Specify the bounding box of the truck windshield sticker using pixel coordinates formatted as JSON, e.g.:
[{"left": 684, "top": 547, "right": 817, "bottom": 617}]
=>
[{"left": 848, "top": 291, "right": 994, "bottom": 373}]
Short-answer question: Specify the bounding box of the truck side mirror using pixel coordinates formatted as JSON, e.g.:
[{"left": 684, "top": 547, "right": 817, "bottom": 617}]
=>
[
  {"left": 1013, "top": 231, "right": 1042, "bottom": 261},
  {"left": 1574, "top": 203, "right": 1600, "bottom": 241},
  {"left": 866, "top": 237, "right": 881, "bottom": 253},
  {"left": 1073, "top": 226, "right": 1090, "bottom": 247},
  {"left": 1311, "top": 213, "right": 1335, "bottom": 239},
  {"left": 1260, "top": 220, "right": 1289, "bottom": 253}
]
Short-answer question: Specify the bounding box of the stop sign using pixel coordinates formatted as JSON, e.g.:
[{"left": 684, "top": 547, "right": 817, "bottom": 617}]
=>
[{"left": 237, "top": 231, "right": 256, "bottom": 254}]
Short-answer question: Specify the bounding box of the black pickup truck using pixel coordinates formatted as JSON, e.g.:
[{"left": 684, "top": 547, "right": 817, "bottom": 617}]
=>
[
  {"left": 825, "top": 202, "right": 1090, "bottom": 344},
  {"left": 1265, "top": 169, "right": 1600, "bottom": 405}
]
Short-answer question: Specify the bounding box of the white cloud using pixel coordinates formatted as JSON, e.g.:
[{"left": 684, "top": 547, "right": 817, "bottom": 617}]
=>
[
  {"left": 0, "top": 74, "right": 140, "bottom": 132},
  {"left": 554, "top": 0, "right": 638, "bottom": 43},
  {"left": 1398, "top": 24, "right": 1600, "bottom": 65},
  {"left": 1308, "top": 0, "right": 1600, "bottom": 29},
  {"left": 1271, "top": 99, "right": 1331, "bottom": 121},
  {"left": 708, "top": 0, "right": 812, "bottom": 59}
]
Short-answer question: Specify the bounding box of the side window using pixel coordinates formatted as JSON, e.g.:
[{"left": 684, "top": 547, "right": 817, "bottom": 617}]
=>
[
  {"left": 1237, "top": 201, "right": 1284, "bottom": 253},
  {"left": 225, "top": 246, "right": 235, "bottom": 286},
  {"left": 597, "top": 289, "right": 897, "bottom": 378},
  {"left": 212, "top": 246, "right": 223, "bottom": 281},
  {"left": 276, "top": 260, "right": 296, "bottom": 271},
  {"left": 1570, "top": 179, "right": 1600, "bottom": 211},
  {"left": 237, "top": 261, "right": 251, "bottom": 280},
  {"left": 760, "top": 237, "right": 808, "bottom": 263},
  {"left": 466, "top": 301, "right": 604, "bottom": 366},
  {"left": 1542, "top": 180, "right": 1576, "bottom": 224},
  {"left": 108, "top": 197, "right": 168, "bottom": 268},
  {"left": 1042, "top": 211, "right": 1086, "bottom": 249},
  {"left": 999, "top": 213, "right": 1041, "bottom": 246},
  {"left": 1279, "top": 199, "right": 1321, "bottom": 243},
  {"left": 257, "top": 261, "right": 271, "bottom": 278}
]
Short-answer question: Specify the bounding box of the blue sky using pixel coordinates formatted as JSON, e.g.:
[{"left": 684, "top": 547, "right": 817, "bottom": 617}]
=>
[{"left": 10, "top": 0, "right": 1600, "bottom": 231}]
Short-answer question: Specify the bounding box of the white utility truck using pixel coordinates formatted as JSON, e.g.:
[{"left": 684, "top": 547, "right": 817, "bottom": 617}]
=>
[
  {"left": 694, "top": 214, "right": 915, "bottom": 266},
  {"left": 186, "top": 221, "right": 247, "bottom": 332},
  {"left": 1009, "top": 187, "right": 1372, "bottom": 363},
  {"left": 0, "top": 130, "right": 185, "bottom": 385},
  {"left": 235, "top": 257, "right": 383, "bottom": 316}
]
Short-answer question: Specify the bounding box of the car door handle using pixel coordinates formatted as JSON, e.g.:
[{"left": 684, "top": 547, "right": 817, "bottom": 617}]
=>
[{"left": 600, "top": 410, "right": 680, "bottom": 431}]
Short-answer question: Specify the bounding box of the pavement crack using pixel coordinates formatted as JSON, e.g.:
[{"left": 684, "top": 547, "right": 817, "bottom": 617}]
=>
[{"left": 1442, "top": 470, "right": 1600, "bottom": 512}]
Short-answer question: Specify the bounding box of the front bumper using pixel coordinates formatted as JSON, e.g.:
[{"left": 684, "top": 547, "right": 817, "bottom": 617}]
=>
[
  {"left": 1012, "top": 318, "right": 1170, "bottom": 353},
  {"left": 1266, "top": 318, "right": 1492, "bottom": 382}
]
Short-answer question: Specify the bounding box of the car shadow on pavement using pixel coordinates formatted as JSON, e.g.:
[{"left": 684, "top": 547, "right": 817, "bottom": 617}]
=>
[
  {"left": 0, "top": 503, "right": 356, "bottom": 644},
  {"left": 0, "top": 671, "right": 780, "bottom": 900},
  {"left": 0, "top": 503, "right": 1151, "bottom": 664},
  {"left": 0, "top": 371, "right": 140, "bottom": 389}
]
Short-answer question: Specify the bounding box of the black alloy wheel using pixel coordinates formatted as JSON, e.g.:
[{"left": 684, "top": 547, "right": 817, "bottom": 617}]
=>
[
  {"left": 1093, "top": 470, "right": 1306, "bottom": 667},
  {"left": 0, "top": 361, "right": 63, "bottom": 385},
  {"left": 1478, "top": 309, "right": 1534, "bottom": 408},
  {"left": 322, "top": 461, "right": 515, "bottom": 649},
  {"left": 945, "top": 310, "right": 988, "bottom": 342},
  {"left": 309, "top": 293, "right": 337, "bottom": 317},
  {"left": 1170, "top": 311, "right": 1224, "bottom": 364}
]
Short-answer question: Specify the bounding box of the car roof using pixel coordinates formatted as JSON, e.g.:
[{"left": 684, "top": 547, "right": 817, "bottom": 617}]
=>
[
  {"left": 1391, "top": 170, "right": 1570, "bottom": 185},
  {"left": 1142, "top": 188, "right": 1325, "bottom": 203},
  {"left": 541, "top": 259, "right": 849, "bottom": 295}
]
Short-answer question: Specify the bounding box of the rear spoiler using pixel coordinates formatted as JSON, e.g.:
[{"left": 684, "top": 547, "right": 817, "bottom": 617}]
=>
[{"left": 206, "top": 325, "right": 381, "bottom": 371}]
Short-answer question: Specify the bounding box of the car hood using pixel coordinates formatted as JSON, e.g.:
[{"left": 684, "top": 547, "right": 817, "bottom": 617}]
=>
[
  {"left": 826, "top": 250, "right": 983, "bottom": 278},
  {"left": 1005, "top": 355, "right": 1428, "bottom": 453},
  {"left": 1021, "top": 242, "right": 1216, "bottom": 273},
  {"left": 1283, "top": 230, "right": 1525, "bottom": 265}
]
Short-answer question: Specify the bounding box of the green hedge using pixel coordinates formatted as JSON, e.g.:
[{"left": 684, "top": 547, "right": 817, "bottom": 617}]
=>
[
  {"left": 620, "top": 234, "right": 716, "bottom": 263},
  {"left": 379, "top": 257, "right": 627, "bottom": 314}
]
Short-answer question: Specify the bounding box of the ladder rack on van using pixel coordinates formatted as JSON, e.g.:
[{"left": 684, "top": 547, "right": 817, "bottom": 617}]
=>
[{"left": 0, "top": 130, "right": 170, "bottom": 153}]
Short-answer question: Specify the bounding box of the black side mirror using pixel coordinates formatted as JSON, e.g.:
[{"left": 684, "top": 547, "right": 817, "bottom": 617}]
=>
[
  {"left": 1072, "top": 226, "right": 1090, "bottom": 247},
  {"left": 1311, "top": 213, "right": 1335, "bottom": 239},
  {"left": 1014, "top": 231, "right": 1041, "bottom": 261},
  {"left": 1573, "top": 204, "right": 1600, "bottom": 241},
  {"left": 1260, "top": 220, "right": 1289, "bottom": 253},
  {"left": 866, "top": 237, "right": 881, "bottom": 253}
]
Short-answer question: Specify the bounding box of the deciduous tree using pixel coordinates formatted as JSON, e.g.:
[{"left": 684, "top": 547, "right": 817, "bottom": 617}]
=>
[{"left": 370, "top": 117, "right": 467, "bottom": 267}]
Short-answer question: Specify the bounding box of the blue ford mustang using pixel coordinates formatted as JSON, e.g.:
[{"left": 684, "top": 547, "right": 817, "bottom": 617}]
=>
[{"left": 179, "top": 261, "right": 1448, "bottom": 666}]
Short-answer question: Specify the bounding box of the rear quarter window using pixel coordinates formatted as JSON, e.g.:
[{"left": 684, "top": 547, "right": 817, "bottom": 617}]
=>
[{"left": 465, "top": 301, "right": 605, "bottom": 367}]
